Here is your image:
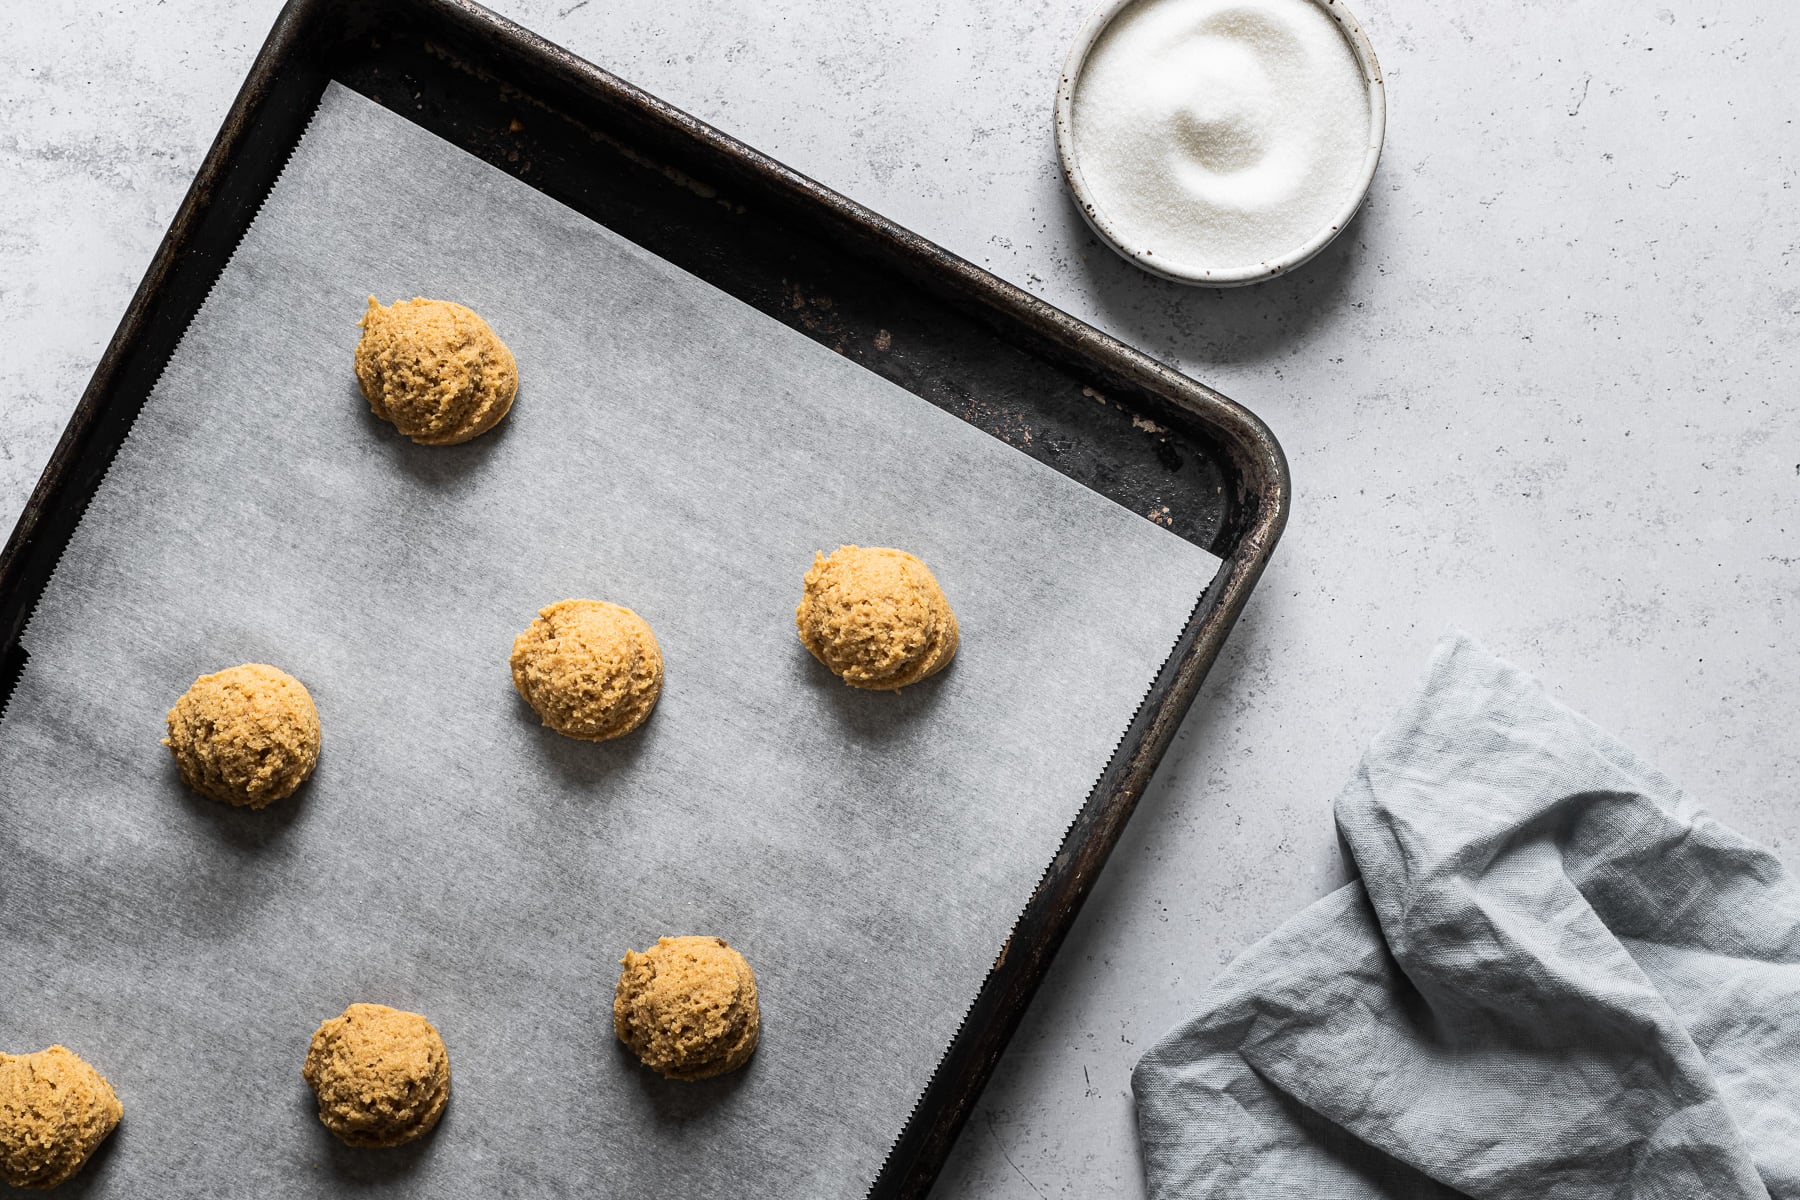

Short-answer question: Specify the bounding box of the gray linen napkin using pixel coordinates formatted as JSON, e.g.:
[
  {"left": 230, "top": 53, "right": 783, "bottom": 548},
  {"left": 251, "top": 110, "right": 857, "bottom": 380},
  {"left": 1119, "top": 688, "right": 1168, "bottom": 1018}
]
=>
[{"left": 1134, "top": 633, "right": 1800, "bottom": 1199}]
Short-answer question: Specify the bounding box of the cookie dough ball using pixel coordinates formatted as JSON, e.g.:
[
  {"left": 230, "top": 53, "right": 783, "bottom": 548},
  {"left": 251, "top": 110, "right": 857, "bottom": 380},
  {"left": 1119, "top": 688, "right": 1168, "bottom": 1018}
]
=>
[
  {"left": 510, "top": 599, "right": 663, "bottom": 741},
  {"left": 355, "top": 296, "right": 518, "bottom": 445},
  {"left": 303, "top": 1004, "right": 450, "bottom": 1148},
  {"left": 795, "top": 545, "right": 959, "bottom": 690},
  {"left": 0, "top": 1045, "right": 122, "bottom": 1190},
  {"left": 614, "top": 936, "right": 760, "bottom": 1081},
  {"left": 164, "top": 663, "right": 321, "bottom": 809}
]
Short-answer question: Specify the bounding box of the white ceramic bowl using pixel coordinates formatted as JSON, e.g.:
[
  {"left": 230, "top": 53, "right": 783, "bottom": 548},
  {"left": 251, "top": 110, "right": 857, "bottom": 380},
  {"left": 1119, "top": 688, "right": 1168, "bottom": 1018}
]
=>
[{"left": 1054, "top": 0, "right": 1387, "bottom": 288}]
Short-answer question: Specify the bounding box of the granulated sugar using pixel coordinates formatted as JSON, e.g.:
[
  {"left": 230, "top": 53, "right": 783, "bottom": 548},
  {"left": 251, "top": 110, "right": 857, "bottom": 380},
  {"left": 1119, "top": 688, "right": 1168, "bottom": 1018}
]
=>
[{"left": 1070, "top": 0, "right": 1371, "bottom": 276}]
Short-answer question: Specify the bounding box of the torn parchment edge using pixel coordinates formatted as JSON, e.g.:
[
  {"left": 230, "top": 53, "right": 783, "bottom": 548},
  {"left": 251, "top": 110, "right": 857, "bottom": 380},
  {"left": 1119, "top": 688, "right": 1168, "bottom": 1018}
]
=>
[
  {"left": 0, "top": 95, "right": 330, "bottom": 732},
  {"left": 862, "top": 581, "right": 1211, "bottom": 1197}
]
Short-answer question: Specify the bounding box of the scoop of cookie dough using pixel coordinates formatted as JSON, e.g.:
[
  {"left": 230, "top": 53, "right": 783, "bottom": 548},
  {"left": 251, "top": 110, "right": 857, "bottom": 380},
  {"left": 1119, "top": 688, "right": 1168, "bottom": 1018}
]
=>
[
  {"left": 0, "top": 1045, "right": 122, "bottom": 1190},
  {"left": 303, "top": 1004, "right": 450, "bottom": 1148},
  {"left": 163, "top": 663, "right": 320, "bottom": 808},
  {"left": 354, "top": 296, "right": 518, "bottom": 445},
  {"left": 795, "top": 545, "right": 960, "bottom": 690},
  {"left": 510, "top": 599, "right": 663, "bottom": 741},
  {"left": 614, "top": 936, "right": 760, "bottom": 1081}
]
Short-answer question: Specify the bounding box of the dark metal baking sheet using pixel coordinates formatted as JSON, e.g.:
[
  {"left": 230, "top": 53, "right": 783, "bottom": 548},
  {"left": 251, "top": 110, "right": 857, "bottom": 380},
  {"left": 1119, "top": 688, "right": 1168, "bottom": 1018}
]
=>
[{"left": 0, "top": 1, "right": 1289, "bottom": 1194}]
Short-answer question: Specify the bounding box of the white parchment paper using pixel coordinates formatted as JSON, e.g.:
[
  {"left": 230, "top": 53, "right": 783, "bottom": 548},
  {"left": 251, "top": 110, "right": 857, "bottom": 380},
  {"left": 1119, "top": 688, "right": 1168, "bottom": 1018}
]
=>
[{"left": 0, "top": 83, "right": 1220, "bottom": 1198}]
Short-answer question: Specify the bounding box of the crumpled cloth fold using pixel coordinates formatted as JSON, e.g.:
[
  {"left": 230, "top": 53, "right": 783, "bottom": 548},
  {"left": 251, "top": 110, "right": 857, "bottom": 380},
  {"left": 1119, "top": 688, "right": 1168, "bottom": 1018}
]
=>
[{"left": 1134, "top": 634, "right": 1800, "bottom": 1199}]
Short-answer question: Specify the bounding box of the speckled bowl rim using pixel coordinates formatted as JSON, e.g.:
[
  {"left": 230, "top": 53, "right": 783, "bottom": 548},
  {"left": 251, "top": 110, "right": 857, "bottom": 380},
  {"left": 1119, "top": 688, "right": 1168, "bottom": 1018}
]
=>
[{"left": 1054, "top": 0, "right": 1387, "bottom": 288}]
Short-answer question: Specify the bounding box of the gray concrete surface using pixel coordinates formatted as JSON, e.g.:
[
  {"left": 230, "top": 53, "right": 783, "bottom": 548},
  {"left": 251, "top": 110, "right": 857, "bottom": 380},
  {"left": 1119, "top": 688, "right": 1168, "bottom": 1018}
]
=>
[{"left": 3, "top": 1, "right": 1795, "bottom": 1195}]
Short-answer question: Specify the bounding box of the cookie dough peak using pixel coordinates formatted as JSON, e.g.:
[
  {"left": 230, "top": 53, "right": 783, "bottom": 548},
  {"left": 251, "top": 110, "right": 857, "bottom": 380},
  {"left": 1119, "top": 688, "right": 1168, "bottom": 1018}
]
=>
[
  {"left": 614, "top": 936, "right": 760, "bottom": 1081},
  {"left": 303, "top": 1003, "right": 450, "bottom": 1148},
  {"left": 163, "top": 662, "right": 320, "bottom": 808},
  {"left": 0, "top": 1045, "right": 122, "bottom": 1190},
  {"left": 796, "top": 545, "right": 959, "bottom": 690},
  {"left": 510, "top": 599, "right": 663, "bottom": 741},
  {"left": 355, "top": 296, "right": 518, "bottom": 445}
]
